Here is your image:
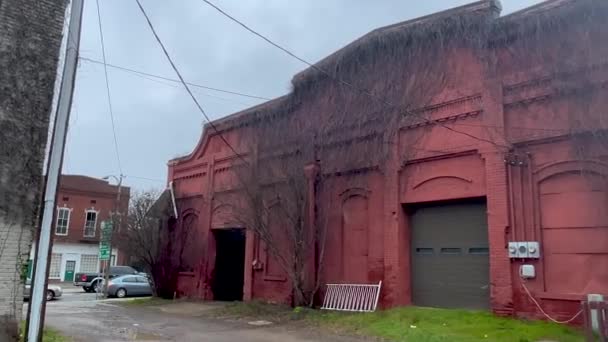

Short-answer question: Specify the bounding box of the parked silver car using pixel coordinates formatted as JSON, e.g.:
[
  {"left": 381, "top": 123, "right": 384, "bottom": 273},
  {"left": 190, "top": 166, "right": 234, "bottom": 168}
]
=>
[
  {"left": 107, "top": 275, "right": 152, "bottom": 298},
  {"left": 24, "top": 279, "right": 63, "bottom": 301}
]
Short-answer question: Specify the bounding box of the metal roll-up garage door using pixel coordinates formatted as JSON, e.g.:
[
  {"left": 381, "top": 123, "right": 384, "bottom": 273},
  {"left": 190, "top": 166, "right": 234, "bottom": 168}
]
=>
[{"left": 410, "top": 200, "right": 490, "bottom": 309}]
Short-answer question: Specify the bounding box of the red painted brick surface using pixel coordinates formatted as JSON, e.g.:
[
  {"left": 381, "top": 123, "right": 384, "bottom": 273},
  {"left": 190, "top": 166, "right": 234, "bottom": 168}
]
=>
[
  {"left": 54, "top": 175, "right": 130, "bottom": 264},
  {"left": 166, "top": 0, "right": 608, "bottom": 322},
  {"left": 54, "top": 175, "right": 129, "bottom": 244}
]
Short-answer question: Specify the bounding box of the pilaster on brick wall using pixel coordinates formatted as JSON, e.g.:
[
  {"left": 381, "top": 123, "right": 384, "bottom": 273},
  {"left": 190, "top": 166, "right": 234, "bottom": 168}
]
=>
[
  {"left": 304, "top": 162, "right": 319, "bottom": 295},
  {"left": 243, "top": 229, "right": 255, "bottom": 301},
  {"left": 382, "top": 133, "right": 410, "bottom": 307},
  {"left": 480, "top": 56, "right": 514, "bottom": 315},
  {"left": 482, "top": 151, "right": 515, "bottom": 314}
]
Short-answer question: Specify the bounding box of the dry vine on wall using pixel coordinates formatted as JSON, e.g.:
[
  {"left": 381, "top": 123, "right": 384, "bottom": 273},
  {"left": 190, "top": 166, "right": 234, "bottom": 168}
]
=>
[
  {"left": 496, "top": 2, "right": 608, "bottom": 193},
  {"left": 226, "top": 11, "right": 494, "bottom": 307},
  {"left": 0, "top": 1, "right": 67, "bottom": 339}
]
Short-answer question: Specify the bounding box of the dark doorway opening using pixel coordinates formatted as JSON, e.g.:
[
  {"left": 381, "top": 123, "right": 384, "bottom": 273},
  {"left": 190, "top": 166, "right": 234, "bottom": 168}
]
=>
[{"left": 212, "top": 228, "right": 246, "bottom": 301}]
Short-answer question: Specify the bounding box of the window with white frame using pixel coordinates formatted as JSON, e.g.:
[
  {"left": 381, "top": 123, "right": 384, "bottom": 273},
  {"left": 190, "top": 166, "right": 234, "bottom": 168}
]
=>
[
  {"left": 49, "top": 253, "right": 62, "bottom": 278},
  {"left": 55, "top": 207, "right": 70, "bottom": 235},
  {"left": 84, "top": 210, "right": 98, "bottom": 237},
  {"left": 80, "top": 254, "right": 99, "bottom": 273}
]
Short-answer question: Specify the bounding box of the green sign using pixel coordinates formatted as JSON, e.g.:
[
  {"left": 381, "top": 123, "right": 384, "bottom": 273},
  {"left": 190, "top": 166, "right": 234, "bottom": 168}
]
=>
[
  {"left": 99, "top": 240, "right": 110, "bottom": 260},
  {"left": 101, "top": 220, "right": 113, "bottom": 241},
  {"left": 99, "top": 246, "right": 110, "bottom": 260}
]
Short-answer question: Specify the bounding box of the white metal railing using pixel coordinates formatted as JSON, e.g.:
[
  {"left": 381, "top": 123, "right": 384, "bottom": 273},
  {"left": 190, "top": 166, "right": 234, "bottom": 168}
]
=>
[{"left": 321, "top": 281, "right": 382, "bottom": 312}]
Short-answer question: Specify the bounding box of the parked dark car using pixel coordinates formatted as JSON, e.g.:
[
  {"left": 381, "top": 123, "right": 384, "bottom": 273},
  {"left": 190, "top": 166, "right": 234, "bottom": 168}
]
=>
[
  {"left": 107, "top": 275, "right": 152, "bottom": 298},
  {"left": 74, "top": 266, "right": 139, "bottom": 292}
]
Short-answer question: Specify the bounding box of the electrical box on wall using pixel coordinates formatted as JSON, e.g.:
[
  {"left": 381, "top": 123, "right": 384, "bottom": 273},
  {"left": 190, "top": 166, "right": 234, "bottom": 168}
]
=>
[
  {"left": 527, "top": 242, "right": 540, "bottom": 258},
  {"left": 508, "top": 241, "right": 540, "bottom": 259},
  {"left": 520, "top": 264, "right": 536, "bottom": 279}
]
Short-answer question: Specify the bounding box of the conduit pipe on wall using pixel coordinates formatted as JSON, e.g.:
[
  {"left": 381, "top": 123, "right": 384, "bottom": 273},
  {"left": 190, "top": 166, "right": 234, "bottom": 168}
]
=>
[
  {"left": 526, "top": 152, "right": 537, "bottom": 242},
  {"left": 507, "top": 161, "right": 517, "bottom": 242},
  {"left": 169, "top": 181, "right": 178, "bottom": 219},
  {"left": 519, "top": 166, "right": 527, "bottom": 241}
]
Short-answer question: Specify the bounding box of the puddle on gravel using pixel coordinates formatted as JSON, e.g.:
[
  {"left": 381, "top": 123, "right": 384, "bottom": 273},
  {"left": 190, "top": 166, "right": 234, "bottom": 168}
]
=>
[{"left": 133, "top": 332, "right": 164, "bottom": 340}]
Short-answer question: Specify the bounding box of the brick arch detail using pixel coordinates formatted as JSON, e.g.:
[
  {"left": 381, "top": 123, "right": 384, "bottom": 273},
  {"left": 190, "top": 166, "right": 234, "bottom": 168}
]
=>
[
  {"left": 340, "top": 190, "right": 370, "bottom": 282},
  {"left": 412, "top": 175, "right": 473, "bottom": 189},
  {"left": 535, "top": 159, "right": 608, "bottom": 182},
  {"left": 211, "top": 203, "right": 240, "bottom": 229},
  {"left": 534, "top": 159, "right": 608, "bottom": 296},
  {"left": 339, "top": 187, "right": 370, "bottom": 202},
  {"left": 180, "top": 207, "right": 199, "bottom": 219}
]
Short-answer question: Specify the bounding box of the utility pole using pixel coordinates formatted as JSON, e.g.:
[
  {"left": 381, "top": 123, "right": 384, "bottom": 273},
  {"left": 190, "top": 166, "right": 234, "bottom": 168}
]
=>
[
  {"left": 102, "top": 174, "right": 124, "bottom": 297},
  {"left": 26, "top": 0, "right": 84, "bottom": 341}
]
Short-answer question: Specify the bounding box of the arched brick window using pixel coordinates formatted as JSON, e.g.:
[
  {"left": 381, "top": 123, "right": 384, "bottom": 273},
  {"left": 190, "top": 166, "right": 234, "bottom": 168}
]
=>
[
  {"left": 341, "top": 188, "right": 370, "bottom": 283},
  {"left": 537, "top": 161, "right": 608, "bottom": 294}
]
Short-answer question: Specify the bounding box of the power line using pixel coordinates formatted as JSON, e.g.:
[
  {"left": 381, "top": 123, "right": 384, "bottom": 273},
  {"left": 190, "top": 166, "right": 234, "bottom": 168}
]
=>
[
  {"left": 134, "top": 0, "right": 250, "bottom": 166},
  {"left": 127, "top": 70, "right": 255, "bottom": 107},
  {"left": 125, "top": 174, "right": 166, "bottom": 183},
  {"left": 80, "top": 58, "right": 255, "bottom": 107},
  {"left": 199, "top": 0, "right": 371, "bottom": 97},
  {"left": 79, "top": 56, "right": 271, "bottom": 101},
  {"left": 199, "top": 0, "right": 510, "bottom": 149},
  {"left": 95, "top": 0, "right": 123, "bottom": 174}
]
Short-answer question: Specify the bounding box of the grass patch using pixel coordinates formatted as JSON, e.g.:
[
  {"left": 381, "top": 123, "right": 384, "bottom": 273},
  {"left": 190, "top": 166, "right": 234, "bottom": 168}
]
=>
[
  {"left": 119, "top": 297, "right": 172, "bottom": 307},
  {"left": 20, "top": 322, "right": 69, "bottom": 342},
  {"left": 40, "top": 328, "right": 69, "bottom": 342},
  {"left": 311, "top": 306, "right": 584, "bottom": 342},
  {"left": 209, "top": 302, "right": 584, "bottom": 342}
]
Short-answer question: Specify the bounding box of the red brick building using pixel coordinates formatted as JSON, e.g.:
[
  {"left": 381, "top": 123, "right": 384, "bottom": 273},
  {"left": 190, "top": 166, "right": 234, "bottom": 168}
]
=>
[
  {"left": 29, "top": 175, "right": 130, "bottom": 281},
  {"left": 166, "top": 0, "right": 608, "bottom": 321}
]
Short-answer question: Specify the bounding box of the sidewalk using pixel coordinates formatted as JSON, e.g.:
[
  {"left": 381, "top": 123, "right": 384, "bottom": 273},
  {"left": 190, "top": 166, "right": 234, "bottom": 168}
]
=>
[
  {"left": 48, "top": 280, "right": 82, "bottom": 293},
  {"left": 48, "top": 280, "right": 72, "bottom": 286},
  {"left": 45, "top": 299, "right": 364, "bottom": 342}
]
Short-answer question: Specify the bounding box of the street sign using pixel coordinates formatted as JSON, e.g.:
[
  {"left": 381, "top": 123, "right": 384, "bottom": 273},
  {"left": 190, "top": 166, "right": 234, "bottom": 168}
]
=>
[
  {"left": 99, "top": 246, "right": 110, "bottom": 260},
  {"left": 101, "top": 220, "right": 113, "bottom": 241},
  {"left": 99, "top": 240, "right": 110, "bottom": 260}
]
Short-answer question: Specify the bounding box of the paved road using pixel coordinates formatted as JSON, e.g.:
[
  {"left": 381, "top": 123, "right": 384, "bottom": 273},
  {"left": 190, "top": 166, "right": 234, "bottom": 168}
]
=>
[
  {"left": 52, "top": 285, "right": 146, "bottom": 302},
  {"left": 29, "top": 292, "right": 364, "bottom": 342},
  {"left": 56, "top": 286, "right": 101, "bottom": 302}
]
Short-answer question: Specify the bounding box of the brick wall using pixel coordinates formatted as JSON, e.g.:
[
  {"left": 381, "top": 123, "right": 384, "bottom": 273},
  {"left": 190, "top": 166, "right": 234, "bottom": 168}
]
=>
[
  {"left": 54, "top": 175, "right": 130, "bottom": 245},
  {"left": 0, "top": 0, "right": 68, "bottom": 334},
  {"left": 166, "top": 0, "right": 608, "bottom": 322}
]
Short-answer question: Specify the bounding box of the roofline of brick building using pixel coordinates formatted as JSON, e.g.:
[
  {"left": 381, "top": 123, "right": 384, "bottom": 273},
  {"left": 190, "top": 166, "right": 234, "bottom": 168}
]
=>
[
  {"left": 60, "top": 174, "right": 131, "bottom": 196},
  {"left": 292, "top": 0, "right": 502, "bottom": 85},
  {"left": 500, "top": 0, "right": 575, "bottom": 20},
  {"left": 169, "top": 0, "right": 596, "bottom": 166}
]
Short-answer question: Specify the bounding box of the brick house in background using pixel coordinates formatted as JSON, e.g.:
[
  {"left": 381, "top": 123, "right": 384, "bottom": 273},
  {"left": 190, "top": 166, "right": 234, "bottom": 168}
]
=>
[
  {"left": 166, "top": 0, "right": 608, "bottom": 323},
  {"left": 29, "top": 175, "right": 130, "bottom": 282}
]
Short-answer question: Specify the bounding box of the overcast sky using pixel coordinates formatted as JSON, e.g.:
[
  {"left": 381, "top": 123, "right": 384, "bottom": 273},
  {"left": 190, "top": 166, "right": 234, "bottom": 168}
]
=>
[{"left": 63, "top": 0, "right": 544, "bottom": 190}]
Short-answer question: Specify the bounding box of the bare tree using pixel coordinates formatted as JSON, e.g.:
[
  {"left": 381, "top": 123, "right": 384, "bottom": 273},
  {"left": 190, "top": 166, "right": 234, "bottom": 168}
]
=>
[
  {"left": 121, "top": 189, "right": 199, "bottom": 298},
  {"left": 123, "top": 191, "right": 161, "bottom": 272},
  {"left": 229, "top": 151, "right": 320, "bottom": 306},
  {"left": 120, "top": 190, "right": 162, "bottom": 294}
]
